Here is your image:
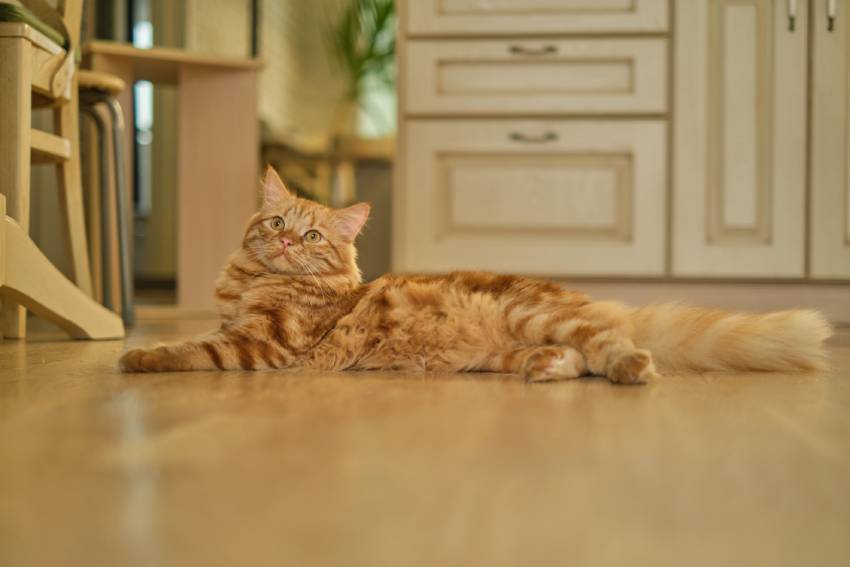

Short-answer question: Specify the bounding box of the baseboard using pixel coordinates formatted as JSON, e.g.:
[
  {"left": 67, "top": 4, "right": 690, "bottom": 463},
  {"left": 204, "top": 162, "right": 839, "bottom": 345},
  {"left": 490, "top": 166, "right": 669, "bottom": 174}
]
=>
[{"left": 135, "top": 306, "right": 217, "bottom": 320}]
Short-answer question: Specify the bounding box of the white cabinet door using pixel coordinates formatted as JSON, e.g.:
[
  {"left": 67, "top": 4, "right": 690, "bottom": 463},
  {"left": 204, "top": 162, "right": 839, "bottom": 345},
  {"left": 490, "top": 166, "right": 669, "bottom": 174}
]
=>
[
  {"left": 405, "top": 0, "right": 669, "bottom": 35},
  {"left": 672, "top": 0, "right": 807, "bottom": 277},
  {"left": 810, "top": 0, "right": 850, "bottom": 279},
  {"left": 405, "top": 38, "right": 668, "bottom": 116},
  {"left": 394, "top": 120, "right": 667, "bottom": 276}
]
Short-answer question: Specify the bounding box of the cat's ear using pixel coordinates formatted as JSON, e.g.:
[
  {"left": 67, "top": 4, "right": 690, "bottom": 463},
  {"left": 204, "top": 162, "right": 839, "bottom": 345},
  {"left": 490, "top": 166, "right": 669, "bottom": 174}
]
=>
[
  {"left": 334, "top": 202, "right": 371, "bottom": 243},
  {"left": 262, "top": 165, "right": 294, "bottom": 207}
]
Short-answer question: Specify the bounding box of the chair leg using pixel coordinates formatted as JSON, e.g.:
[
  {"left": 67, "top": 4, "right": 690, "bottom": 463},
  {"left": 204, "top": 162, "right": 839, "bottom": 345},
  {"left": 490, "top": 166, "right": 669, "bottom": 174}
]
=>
[
  {"left": 2, "top": 210, "right": 124, "bottom": 340},
  {"left": 80, "top": 106, "right": 114, "bottom": 310},
  {"left": 105, "top": 97, "right": 135, "bottom": 327},
  {"left": 81, "top": 109, "right": 104, "bottom": 303},
  {"left": 0, "top": 37, "right": 33, "bottom": 339},
  {"left": 55, "top": 73, "right": 94, "bottom": 299}
]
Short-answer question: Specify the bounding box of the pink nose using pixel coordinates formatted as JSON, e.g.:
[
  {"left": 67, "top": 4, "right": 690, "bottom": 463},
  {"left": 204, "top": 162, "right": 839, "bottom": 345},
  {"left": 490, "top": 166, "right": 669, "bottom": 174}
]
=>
[{"left": 281, "top": 237, "right": 294, "bottom": 247}]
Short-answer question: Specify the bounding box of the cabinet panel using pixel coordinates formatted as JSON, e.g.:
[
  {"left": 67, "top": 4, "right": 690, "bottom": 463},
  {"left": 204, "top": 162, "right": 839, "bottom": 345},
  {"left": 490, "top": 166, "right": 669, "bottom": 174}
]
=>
[
  {"left": 673, "top": 0, "right": 807, "bottom": 277},
  {"left": 447, "top": 154, "right": 630, "bottom": 235},
  {"left": 406, "top": 0, "right": 669, "bottom": 35},
  {"left": 406, "top": 38, "right": 667, "bottom": 115},
  {"left": 810, "top": 0, "right": 850, "bottom": 279},
  {"left": 395, "top": 120, "right": 666, "bottom": 276}
]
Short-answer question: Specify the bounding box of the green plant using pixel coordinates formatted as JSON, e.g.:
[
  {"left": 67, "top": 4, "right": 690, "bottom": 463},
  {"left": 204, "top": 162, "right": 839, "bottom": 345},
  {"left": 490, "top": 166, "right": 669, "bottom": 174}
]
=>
[{"left": 325, "top": 0, "right": 396, "bottom": 102}]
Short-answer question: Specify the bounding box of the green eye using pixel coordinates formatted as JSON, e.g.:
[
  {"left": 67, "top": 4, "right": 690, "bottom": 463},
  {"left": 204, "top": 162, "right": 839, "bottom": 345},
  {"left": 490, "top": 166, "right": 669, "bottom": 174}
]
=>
[
  {"left": 304, "top": 230, "right": 322, "bottom": 243},
  {"left": 269, "top": 216, "right": 284, "bottom": 230}
]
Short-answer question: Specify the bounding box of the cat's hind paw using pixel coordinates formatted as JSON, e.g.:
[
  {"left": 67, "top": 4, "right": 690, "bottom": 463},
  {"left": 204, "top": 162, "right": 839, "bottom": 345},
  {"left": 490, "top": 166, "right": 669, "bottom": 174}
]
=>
[
  {"left": 607, "top": 349, "right": 657, "bottom": 385},
  {"left": 522, "top": 347, "right": 588, "bottom": 383}
]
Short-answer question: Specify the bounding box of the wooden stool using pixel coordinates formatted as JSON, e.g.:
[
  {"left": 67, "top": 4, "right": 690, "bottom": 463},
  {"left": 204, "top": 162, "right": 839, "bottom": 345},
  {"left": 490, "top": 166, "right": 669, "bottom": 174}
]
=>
[
  {"left": 0, "top": 1, "right": 122, "bottom": 340},
  {"left": 79, "top": 70, "right": 134, "bottom": 327}
]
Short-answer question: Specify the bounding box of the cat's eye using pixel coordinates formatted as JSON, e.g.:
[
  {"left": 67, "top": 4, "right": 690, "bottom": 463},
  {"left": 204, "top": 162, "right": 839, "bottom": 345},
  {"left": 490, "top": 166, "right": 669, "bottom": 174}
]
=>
[
  {"left": 268, "top": 216, "right": 285, "bottom": 230},
  {"left": 304, "top": 230, "right": 322, "bottom": 243}
]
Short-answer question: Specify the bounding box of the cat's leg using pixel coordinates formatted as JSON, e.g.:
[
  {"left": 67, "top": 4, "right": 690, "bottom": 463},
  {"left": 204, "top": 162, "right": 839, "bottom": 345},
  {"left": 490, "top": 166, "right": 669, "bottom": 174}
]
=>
[
  {"left": 569, "top": 303, "right": 657, "bottom": 385},
  {"left": 299, "top": 326, "right": 366, "bottom": 371},
  {"left": 509, "top": 302, "right": 656, "bottom": 384},
  {"left": 484, "top": 345, "right": 588, "bottom": 382},
  {"left": 567, "top": 326, "right": 657, "bottom": 385},
  {"left": 119, "top": 328, "right": 293, "bottom": 372}
]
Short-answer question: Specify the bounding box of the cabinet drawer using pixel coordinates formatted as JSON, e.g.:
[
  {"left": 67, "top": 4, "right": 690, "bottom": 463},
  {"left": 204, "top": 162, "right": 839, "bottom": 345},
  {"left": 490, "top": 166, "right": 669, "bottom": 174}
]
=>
[
  {"left": 405, "top": 0, "right": 669, "bottom": 36},
  {"left": 395, "top": 120, "right": 667, "bottom": 276},
  {"left": 405, "top": 38, "right": 667, "bottom": 115}
]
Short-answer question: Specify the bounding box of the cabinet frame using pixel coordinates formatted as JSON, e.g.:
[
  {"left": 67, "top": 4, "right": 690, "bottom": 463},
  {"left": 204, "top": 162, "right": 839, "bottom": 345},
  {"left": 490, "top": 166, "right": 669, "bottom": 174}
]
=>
[
  {"left": 809, "top": 0, "right": 850, "bottom": 279},
  {"left": 672, "top": 0, "right": 808, "bottom": 277}
]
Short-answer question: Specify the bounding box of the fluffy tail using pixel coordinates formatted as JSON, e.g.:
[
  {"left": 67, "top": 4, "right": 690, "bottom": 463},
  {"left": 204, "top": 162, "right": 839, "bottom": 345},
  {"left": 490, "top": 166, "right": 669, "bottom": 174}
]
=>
[{"left": 627, "top": 303, "right": 833, "bottom": 373}]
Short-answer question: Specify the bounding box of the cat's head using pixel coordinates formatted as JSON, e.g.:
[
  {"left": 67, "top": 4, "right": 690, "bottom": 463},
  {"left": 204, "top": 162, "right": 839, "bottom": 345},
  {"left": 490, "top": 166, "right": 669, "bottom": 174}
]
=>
[{"left": 242, "top": 166, "right": 370, "bottom": 280}]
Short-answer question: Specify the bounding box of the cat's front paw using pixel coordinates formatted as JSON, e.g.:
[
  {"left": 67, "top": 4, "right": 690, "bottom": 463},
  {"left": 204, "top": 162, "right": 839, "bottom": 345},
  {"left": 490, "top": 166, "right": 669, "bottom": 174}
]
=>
[
  {"left": 607, "top": 349, "right": 657, "bottom": 385},
  {"left": 119, "top": 346, "right": 168, "bottom": 372}
]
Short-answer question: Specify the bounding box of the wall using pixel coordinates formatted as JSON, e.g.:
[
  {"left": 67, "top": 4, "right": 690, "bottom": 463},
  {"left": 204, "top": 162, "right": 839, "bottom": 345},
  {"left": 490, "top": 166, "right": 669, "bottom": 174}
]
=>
[{"left": 259, "top": 0, "right": 347, "bottom": 141}]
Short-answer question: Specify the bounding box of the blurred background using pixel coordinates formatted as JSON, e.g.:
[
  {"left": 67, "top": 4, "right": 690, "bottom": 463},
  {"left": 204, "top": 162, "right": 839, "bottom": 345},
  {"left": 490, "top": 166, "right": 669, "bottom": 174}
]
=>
[
  {"left": 22, "top": 0, "right": 850, "bottom": 323},
  {"left": 30, "top": 0, "right": 396, "bottom": 310}
]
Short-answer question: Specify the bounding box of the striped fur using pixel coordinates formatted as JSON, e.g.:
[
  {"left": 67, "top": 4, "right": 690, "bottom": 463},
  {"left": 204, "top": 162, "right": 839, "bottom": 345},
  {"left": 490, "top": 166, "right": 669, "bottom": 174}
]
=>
[
  {"left": 629, "top": 303, "right": 832, "bottom": 373},
  {"left": 119, "top": 167, "right": 833, "bottom": 383}
]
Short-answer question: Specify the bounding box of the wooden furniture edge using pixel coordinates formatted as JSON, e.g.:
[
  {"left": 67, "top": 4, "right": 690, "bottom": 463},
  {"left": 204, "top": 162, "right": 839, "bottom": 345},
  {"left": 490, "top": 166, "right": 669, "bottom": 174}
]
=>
[{"left": 83, "top": 40, "right": 264, "bottom": 70}]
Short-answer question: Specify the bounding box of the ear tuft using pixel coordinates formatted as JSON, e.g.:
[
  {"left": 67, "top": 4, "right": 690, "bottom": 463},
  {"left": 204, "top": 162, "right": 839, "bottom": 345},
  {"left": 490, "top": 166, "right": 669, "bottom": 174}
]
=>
[
  {"left": 262, "top": 165, "right": 294, "bottom": 207},
  {"left": 334, "top": 202, "right": 371, "bottom": 243}
]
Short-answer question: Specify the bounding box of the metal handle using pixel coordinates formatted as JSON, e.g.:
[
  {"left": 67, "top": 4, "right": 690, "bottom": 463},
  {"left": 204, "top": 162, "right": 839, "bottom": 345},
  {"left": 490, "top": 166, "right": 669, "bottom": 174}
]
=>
[
  {"left": 508, "top": 44, "right": 557, "bottom": 56},
  {"left": 508, "top": 131, "right": 558, "bottom": 143},
  {"left": 787, "top": 0, "right": 797, "bottom": 30},
  {"left": 827, "top": 0, "right": 836, "bottom": 31}
]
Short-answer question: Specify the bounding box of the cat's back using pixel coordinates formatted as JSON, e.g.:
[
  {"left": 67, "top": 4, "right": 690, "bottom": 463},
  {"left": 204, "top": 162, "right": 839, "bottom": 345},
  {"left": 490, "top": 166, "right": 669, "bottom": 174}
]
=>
[{"left": 362, "top": 271, "right": 575, "bottom": 315}]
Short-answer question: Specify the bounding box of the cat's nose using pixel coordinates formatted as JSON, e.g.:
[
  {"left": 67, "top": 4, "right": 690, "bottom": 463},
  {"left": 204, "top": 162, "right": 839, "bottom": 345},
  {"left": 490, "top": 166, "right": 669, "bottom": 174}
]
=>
[{"left": 281, "top": 237, "right": 294, "bottom": 248}]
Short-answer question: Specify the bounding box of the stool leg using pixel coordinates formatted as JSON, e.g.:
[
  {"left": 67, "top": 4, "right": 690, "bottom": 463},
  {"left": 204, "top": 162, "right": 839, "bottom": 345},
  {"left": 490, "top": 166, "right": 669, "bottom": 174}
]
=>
[
  {"left": 81, "top": 106, "right": 114, "bottom": 311},
  {"left": 55, "top": 73, "right": 94, "bottom": 297},
  {"left": 105, "top": 97, "right": 134, "bottom": 327},
  {"left": 0, "top": 38, "right": 33, "bottom": 339}
]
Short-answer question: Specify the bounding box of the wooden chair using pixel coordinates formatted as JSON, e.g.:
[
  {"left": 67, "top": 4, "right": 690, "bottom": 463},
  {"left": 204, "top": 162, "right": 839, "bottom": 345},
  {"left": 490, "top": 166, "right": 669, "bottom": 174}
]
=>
[{"left": 0, "top": 0, "right": 122, "bottom": 339}]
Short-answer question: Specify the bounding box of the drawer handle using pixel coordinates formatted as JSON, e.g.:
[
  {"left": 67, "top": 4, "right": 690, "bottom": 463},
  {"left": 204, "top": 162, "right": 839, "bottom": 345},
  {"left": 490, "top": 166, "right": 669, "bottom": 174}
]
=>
[
  {"left": 827, "top": 0, "right": 836, "bottom": 31},
  {"left": 509, "top": 131, "right": 558, "bottom": 143},
  {"left": 508, "top": 44, "right": 557, "bottom": 56}
]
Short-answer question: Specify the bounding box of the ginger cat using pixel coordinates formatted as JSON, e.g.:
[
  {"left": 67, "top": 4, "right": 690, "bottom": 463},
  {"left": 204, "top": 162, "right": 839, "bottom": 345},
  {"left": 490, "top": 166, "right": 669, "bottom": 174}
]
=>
[{"left": 119, "top": 167, "right": 833, "bottom": 383}]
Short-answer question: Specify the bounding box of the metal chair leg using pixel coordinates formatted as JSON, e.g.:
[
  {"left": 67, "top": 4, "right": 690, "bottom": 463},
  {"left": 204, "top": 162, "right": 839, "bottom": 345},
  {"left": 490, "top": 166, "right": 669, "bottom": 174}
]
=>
[
  {"left": 104, "top": 97, "right": 134, "bottom": 327},
  {"left": 80, "top": 106, "right": 113, "bottom": 311},
  {"left": 80, "top": 94, "right": 134, "bottom": 327}
]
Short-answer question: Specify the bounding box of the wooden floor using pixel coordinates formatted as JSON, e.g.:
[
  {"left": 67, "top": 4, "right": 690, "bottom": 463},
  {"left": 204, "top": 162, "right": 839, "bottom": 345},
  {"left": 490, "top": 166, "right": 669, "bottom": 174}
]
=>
[{"left": 1, "top": 318, "right": 849, "bottom": 567}]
